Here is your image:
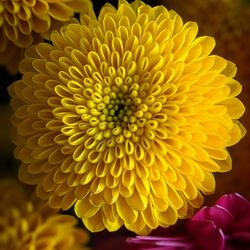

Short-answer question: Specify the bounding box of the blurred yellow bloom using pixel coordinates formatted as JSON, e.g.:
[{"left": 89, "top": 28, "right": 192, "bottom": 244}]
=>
[
  {"left": 0, "top": 0, "right": 92, "bottom": 74},
  {"left": 0, "top": 179, "right": 89, "bottom": 250},
  {"left": 9, "top": 0, "right": 245, "bottom": 234}
]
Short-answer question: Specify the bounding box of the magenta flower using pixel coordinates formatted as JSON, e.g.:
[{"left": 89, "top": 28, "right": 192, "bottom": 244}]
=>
[
  {"left": 127, "top": 193, "right": 250, "bottom": 250},
  {"left": 187, "top": 193, "right": 250, "bottom": 249}
]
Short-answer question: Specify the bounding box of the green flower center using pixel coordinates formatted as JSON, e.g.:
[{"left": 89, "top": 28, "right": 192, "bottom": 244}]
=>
[
  {"left": 89, "top": 84, "right": 142, "bottom": 138},
  {"left": 82, "top": 66, "right": 161, "bottom": 143}
]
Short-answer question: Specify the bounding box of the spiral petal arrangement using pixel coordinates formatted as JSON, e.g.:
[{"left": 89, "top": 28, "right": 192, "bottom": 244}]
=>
[
  {"left": 0, "top": 179, "right": 89, "bottom": 250},
  {"left": 9, "top": 0, "right": 245, "bottom": 235},
  {"left": 0, "top": 0, "right": 92, "bottom": 73}
]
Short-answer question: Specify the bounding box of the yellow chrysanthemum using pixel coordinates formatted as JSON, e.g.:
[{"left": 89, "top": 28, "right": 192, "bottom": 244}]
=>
[
  {"left": 0, "top": 179, "right": 89, "bottom": 250},
  {"left": 9, "top": 0, "right": 245, "bottom": 235},
  {"left": 0, "top": 0, "right": 92, "bottom": 74}
]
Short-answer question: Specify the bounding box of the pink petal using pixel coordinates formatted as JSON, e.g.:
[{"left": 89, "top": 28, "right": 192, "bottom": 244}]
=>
[
  {"left": 216, "top": 193, "right": 250, "bottom": 220},
  {"left": 127, "top": 237, "right": 156, "bottom": 245},
  {"left": 235, "top": 215, "right": 250, "bottom": 232},
  {"left": 155, "top": 240, "right": 194, "bottom": 249},
  {"left": 231, "top": 231, "right": 250, "bottom": 242},
  {"left": 133, "top": 247, "right": 190, "bottom": 250},
  {"left": 135, "top": 236, "right": 189, "bottom": 242},
  {"left": 127, "top": 235, "right": 195, "bottom": 250},
  {"left": 191, "top": 205, "right": 234, "bottom": 233},
  {"left": 186, "top": 220, "right": 225, "bottom": 250}
]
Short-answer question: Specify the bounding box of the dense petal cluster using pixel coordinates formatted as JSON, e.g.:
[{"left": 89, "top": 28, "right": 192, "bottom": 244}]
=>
[
  {"left": 127, "top": 193, "right": 250, "bottom": 250},
  {"left": 0, "top": 0, "right": 92, "bottom": 73},
  {"left": 0, "top": 179, "right": 89, "bottom": 250},
  {"left": 9, "top": 0, "right": 245, "bottom": 234},
  {"left": 163, "top": 0, "right": 250, "bottom": 201}
]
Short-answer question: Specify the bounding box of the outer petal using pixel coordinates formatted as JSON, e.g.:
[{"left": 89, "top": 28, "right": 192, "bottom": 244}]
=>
[
  {"left": 216, "top": 193, "right": 250, "bottom": 220},
  {"left": 191, "top": 205, "right": 235, "bottom": 233},
  {"left": 231, "top": 232, "right": 250, "bottom": 242},
  {"left": 127, "top": 235, "right": 194, "bottom": 250},
  {"left": 216, "top": 193, "right": 250, "bottom": 232},
  {"left": 235, "top": 216, "right": 250, "bottom": 233},
  {"left": 186, "top": 220, "right": 225, "bottom": 250}
]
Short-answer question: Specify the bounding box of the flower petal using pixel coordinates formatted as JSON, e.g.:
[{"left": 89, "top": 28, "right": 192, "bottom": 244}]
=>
[
  {"left": 187, "top": 220, "right": 225, "bottom": 250},
  {"left": 216, "top": 193, "right": 250, "bottom": 221},
  {"left": 191, "top": 205, "right": 234, "bottom": 233}
]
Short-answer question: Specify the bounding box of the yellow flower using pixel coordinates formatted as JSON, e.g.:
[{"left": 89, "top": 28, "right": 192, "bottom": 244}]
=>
[
  {"left": 0, "top": 179, "right": 89, "bottom": 250},
  {"left": 0, "top": 0, "right": 92, "bottom": 74},
  {"left": 9, "top": 0, "right": 245, "bottom": 235}
]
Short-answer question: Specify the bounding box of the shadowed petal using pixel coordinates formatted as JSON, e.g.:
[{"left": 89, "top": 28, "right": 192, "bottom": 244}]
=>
[
  {"left": 216, "top": 193, "right": 250, "bottom": 220},
  {"left": 191, "top": 205, "right": 234, "bottom": 233},
  {"left": 186, "top": 220, "right": 225, "bottom": 250}
]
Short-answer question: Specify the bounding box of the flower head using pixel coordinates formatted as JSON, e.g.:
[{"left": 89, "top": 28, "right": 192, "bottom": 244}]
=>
[
  {"left": 0, "top": 0, "right": 92, "bottom": 73},
  {"left": 9, "top": 0, "right": 245, "bottom": 234},
  {"left": 0, "top": 179, "right": 89, "bottom": 250}
]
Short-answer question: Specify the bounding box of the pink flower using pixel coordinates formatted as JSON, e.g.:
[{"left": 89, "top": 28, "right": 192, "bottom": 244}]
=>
[
  {"left": 187, "top": 193, "right": 250, "bottom": 249},
  {"left": 127, "top": 193, "right": 250, "bottom": 250}
]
